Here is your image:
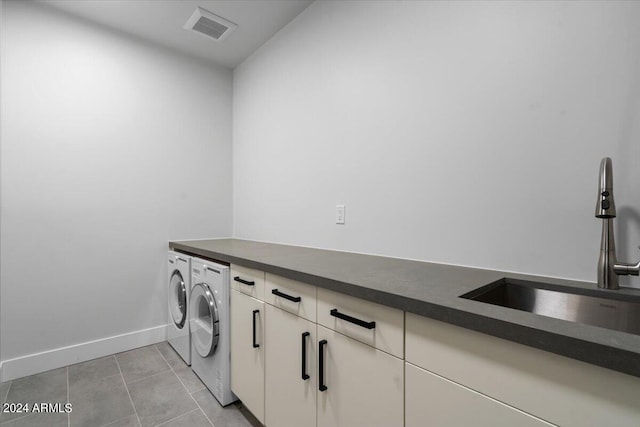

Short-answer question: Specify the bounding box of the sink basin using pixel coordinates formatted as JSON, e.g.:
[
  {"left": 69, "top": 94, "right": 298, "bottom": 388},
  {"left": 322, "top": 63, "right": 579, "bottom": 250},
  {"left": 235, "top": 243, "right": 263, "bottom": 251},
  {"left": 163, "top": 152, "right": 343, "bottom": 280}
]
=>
[{"left": 460, "top": 278, "right": 640, "bottom": 335}]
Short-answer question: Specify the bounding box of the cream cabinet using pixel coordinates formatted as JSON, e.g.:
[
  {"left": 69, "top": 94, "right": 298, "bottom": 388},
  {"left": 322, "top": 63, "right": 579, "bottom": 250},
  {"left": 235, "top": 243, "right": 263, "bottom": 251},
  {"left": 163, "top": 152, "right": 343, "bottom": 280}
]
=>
[
  {"left": 405, "top": 362, "right": 552, "bottom": 427},
  {"left": 406, "top": 313, "right": 640, "bottom": 427},
  {"left": 315, "top": 288, "right": 404, "bottom": 427},
  {"left": 317, "top": 288, "right": 404, "bottom": 358},
  {"left": 264, "top": 273, "right": 318, "bottom": 427},
  {"left": 316, "top": 325, "right": 404, "bottom": 427},
  {"left": 233, "top": 268, "right": 404, "bottom": 427},
  {"left": 230, "top": 289, "right": 265, "bottom": 424},
  {"left": 231, "top": 264, "right": 265, "bottom": 300},
  {"left": 230, "top": 265, "right": 266, "bottom": 423},
  {"left": 265, "top": 273, "right": 317, "bottom": 322},
  {"left": 265, "top": 304, "right": 317, "bottom": 427}
]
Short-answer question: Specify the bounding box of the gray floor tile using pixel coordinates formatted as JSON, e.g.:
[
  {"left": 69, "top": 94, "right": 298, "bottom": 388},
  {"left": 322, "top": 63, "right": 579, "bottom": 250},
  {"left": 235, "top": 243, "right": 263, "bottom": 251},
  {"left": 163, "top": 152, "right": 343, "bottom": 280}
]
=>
[
  {"left": 69, "top": 355, "right": 120, "bottom": 388},
  {"left": 0, "top": 382, "right": 10, "bottom": 405},
  {"left": 69, "top": 372, "right": 135, "bottom": 427},
  {"left": 191, "top": 389, "right": 255, "bottom": 427},
  {"left": 0, "top": 368, "right": 67, "bottom": 424},
  {"left": 116, "top": 345, "right": 170, "bottom": 384},
  {"left": 174, "top": 367, "right": 205, "bottom": 394},
  {"left": 155, "top": 342, "right": 188, "bottom": 370},
  {"left": 127, "top": 370, "right": 196, "bottom": 427},
  {"left": 157, "top": 409, "right": 212, "bottom": 427},
  {"left": 0, "top": 412, "right": 67, "bottom": 427},
  {"left": 103, "top": 414, "right": 141, "bottom": 427}
]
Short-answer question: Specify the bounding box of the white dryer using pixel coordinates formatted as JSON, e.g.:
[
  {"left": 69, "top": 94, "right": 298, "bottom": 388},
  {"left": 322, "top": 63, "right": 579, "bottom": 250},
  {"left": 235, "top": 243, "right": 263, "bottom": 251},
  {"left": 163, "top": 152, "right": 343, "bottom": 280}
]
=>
[
  {"left": 190, "top": 257, "right": 237, "bottom": 406},
  {"left": 167, "top": 251, "right": 191, "bottom": 365}
]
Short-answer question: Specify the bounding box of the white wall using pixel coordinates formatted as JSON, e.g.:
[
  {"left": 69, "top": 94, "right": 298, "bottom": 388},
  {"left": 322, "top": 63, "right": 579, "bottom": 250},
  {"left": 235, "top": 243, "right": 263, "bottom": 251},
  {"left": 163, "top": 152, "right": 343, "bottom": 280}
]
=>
[
  {"left": 233, "top": 0, "right": 640, "bottom": 287},
  {"left": 0, "top": 0, "right": 233, "bottom": 379}
]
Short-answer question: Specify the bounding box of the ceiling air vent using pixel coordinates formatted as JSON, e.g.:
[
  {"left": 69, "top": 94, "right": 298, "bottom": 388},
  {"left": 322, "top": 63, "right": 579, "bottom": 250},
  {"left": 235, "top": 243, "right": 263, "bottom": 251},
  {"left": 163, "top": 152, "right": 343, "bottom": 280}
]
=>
[{"left": 184, "top": 7, "right": 237, "bottom": 42}]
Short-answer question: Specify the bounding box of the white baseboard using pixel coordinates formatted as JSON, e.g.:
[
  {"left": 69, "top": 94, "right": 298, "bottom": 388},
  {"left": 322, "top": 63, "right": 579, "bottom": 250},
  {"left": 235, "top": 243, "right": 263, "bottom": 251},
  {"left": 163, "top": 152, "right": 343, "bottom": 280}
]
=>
[{"left": 0, "top": 324, "right": 168, "bottom": 382}]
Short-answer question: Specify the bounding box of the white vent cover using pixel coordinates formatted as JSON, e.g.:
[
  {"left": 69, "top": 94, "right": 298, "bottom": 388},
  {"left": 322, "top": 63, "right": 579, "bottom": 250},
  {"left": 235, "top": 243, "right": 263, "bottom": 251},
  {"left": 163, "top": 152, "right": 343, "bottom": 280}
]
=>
[{"left": 184, "top": 7, "right": 237, "bottom": 42}]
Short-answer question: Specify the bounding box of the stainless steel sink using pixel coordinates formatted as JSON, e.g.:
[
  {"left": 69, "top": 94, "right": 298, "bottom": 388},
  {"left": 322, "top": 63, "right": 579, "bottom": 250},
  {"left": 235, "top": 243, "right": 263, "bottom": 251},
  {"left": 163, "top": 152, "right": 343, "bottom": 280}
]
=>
[{"left": 460, "top": 279, "right": 640, "bottom": 335}]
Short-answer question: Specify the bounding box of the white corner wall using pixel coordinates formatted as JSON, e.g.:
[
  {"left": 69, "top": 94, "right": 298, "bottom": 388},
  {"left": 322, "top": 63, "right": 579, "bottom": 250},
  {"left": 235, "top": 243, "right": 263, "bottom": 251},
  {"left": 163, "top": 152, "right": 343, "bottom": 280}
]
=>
[
  {"left": 233, "top": 0, "right": 640, "bottom": 286},
  {"left": 0, "top": 1, "right": 232, "bottom": 380}
]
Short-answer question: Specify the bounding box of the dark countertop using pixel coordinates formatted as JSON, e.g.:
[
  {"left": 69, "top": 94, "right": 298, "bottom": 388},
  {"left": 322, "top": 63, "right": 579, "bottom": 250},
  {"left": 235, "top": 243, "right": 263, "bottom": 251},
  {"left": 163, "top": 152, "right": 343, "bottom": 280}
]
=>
[{"left": 169, "top": 238, "right": 640, "bottom": 378}]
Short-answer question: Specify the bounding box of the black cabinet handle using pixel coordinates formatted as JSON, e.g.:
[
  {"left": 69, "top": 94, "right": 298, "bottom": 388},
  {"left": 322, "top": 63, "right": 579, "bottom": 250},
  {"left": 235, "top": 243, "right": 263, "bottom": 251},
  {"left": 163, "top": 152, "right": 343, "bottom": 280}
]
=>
[
  {"left": 301, "top": 332, "right": 310, "bottom": 380},
  {"left": 319, "top": 339, "right": 328, "bottom": 392},
  {"left": 330, "top": 308, "right": 376, "bottom": 329},
  {"left": 234, "top": 276, "right": 255, "bottom": 286},
  {"left": 252, "top": 309, "right": 260, "bottom": 348},
  {"left": 272, "top": 288, "right": 302, "bottom": 303}
]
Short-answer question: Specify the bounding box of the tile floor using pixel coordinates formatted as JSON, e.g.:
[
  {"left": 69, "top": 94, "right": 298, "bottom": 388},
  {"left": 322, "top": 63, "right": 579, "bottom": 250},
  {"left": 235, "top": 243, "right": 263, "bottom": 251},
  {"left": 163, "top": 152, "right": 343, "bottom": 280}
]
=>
[{"left": 0, "top": 342, "right": 261, "bottom": 427}]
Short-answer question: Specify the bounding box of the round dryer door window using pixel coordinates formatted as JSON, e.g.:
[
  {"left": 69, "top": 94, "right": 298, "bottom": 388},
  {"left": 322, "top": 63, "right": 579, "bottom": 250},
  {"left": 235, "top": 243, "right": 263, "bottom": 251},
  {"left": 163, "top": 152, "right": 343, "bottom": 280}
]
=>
[
  {"left": 190, "top": 283, "right": 220, "bottom": 358},
  {"left": 169, "top": 270, "right": 187, "bottom": 329}
]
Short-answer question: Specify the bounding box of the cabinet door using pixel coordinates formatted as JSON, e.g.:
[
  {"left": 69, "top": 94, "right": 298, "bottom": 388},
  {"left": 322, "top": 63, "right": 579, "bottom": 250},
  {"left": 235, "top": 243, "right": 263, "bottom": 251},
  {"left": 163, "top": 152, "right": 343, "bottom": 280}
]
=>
[
  {"left": 265, "top": 304, "right": 316, "bottom": 427},
  {"left": 317, "top": 325, "right": 403, "bottom": 427},
  {"left": 230, "top": 290, "right": 265, "bottom": 423},
  {"left": 406, "top": 363, "right": 553, "bottom": 427},
  {"left": 406, "top": 313, "right": 640, "bottom": 426}
]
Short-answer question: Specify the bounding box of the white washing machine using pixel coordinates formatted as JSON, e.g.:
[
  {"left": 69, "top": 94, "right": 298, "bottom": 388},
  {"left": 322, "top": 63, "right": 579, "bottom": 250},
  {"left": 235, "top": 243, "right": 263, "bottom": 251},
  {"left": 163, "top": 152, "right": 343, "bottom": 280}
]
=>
[
  {"left": 190, "top": 257, "right": 237, "bottom": 406},
  {"left": 167, "top": 251, "right": 191, "bottom": 365}
]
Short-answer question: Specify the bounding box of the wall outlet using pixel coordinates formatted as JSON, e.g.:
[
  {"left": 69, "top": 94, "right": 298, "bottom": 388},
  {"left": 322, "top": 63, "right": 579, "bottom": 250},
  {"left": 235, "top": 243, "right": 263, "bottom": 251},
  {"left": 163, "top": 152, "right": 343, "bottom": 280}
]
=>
[{"left": 336, "top": 205, "right": 345, "bottom": 224}]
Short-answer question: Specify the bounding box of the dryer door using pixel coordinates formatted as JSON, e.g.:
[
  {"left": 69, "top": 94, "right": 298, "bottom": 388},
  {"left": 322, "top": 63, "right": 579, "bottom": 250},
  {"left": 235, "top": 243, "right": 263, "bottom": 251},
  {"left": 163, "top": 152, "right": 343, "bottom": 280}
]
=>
[
  {"left": 190, "top": 283, "right": 220, "bottom": 358},
  {"left": 169, "top": 270, "right": 187, "bottom": 329}
]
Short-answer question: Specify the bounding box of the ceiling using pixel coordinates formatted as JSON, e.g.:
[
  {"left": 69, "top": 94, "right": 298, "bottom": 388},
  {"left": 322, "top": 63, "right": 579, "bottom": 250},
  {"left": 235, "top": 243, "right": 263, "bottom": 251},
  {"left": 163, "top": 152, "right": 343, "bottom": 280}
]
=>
[{"left": 40, "top": 0, "right": 314, "bottom": 69}]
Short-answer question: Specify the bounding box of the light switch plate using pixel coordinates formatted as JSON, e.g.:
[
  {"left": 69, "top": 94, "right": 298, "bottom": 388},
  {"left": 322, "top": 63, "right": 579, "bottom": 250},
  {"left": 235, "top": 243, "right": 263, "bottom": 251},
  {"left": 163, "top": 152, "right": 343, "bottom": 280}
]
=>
[{"left": 336, "top": 205, "right": 345, "bottom": 224}]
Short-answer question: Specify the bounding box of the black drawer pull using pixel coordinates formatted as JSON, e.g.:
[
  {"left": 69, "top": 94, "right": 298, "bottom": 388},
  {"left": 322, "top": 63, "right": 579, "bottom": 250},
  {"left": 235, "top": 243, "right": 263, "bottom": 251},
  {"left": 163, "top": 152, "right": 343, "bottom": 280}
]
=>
[
  {"left": 330, "top": 308, "right": 376, "bottom": 329},
  {"left": 234, "top": 276, "right": 255, "bottom": 286},
  {"left": 252, "top": 309, "right": 260, "bottom": 348},
  {"left": 319, "top": 339, "right": 328, "bottom": 391},
  {"left": 272, "top": 288, "right": 302, "bottom": 303},
  {"left": 301, "top": 332, "right": 310, "bottom": 380}
]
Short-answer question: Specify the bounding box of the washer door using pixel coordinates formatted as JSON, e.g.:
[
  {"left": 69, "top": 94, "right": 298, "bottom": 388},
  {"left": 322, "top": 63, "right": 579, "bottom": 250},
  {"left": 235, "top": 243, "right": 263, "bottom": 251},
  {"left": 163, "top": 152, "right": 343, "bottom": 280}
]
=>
[
  {"left": 169, "top": 270, "right": 187, "bottom": 329},
  {"left": 190, "top": 283, "right": 220, "bottom": 358}
]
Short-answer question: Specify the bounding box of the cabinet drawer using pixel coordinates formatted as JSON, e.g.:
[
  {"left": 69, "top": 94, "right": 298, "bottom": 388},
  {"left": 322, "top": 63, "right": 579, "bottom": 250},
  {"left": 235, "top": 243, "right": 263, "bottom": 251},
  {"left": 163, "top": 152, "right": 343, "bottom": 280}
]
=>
[
  {"left": 406, "top": 363, "right": 553, "bottom": 427},
  {"left": 406, "top": 313, "right": 640, "bottom": 427},
  {"left": 230, "top": 264, "right": 265, "bottom": 300},
  {"left": 265, "top": 274, "right": 316, "bottom": 322},
  {"left": 317, "top": 288, "right": 403, "bottom": 358}
]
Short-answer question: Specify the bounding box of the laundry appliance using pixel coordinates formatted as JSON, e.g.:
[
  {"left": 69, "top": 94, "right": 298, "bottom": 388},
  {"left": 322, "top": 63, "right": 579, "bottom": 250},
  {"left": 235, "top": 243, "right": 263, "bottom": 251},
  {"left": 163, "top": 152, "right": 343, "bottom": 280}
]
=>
[
  {"left": 167, "top": 250, "right": 191, "bottom": 365},
  {"left": 190, "top": 257, "right": 237, "bottom": 406}
]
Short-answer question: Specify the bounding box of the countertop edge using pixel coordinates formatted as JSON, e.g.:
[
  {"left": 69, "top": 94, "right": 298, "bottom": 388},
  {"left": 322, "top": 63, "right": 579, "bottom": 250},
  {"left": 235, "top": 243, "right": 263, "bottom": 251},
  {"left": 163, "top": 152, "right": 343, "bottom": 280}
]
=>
[{"left": 169, "top": 240, "right": 640, "bottom": 378}]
